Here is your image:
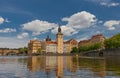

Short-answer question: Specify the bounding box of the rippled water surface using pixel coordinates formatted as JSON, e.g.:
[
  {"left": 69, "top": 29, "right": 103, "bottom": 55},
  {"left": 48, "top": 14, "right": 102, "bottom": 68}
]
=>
[{"left": 0, "top": 56, "right": 120, "bottom": 78}]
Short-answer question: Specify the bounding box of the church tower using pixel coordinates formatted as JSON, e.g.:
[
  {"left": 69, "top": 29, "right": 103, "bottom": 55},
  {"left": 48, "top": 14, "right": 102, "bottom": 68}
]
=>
[{"left": 56, "top": 26, "right": 63, "bottom": 53}]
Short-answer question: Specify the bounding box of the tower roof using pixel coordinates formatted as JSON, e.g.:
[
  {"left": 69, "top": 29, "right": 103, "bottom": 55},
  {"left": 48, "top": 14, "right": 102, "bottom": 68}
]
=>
[
  {"left": 58, "top": 26, "right": 61, "bottom": 33},
  {"left": 57, "top": 26, "right": 63, "bottom": 35},
  {"left": 46, "top": 35, "right": 51, "bottom": 41}
]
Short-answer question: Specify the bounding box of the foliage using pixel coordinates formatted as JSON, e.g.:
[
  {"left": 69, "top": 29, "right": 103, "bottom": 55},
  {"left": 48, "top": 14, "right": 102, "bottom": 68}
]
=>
[
  {"left": 71, "top": 47, "right": 79, "bottom": 53},
  {"left": 19, "top": 47, "right": 28, "bottom": 54},
  {"left": 78, "top": 43, "right": 102, "bottom": 53},
  {"left": 71, "top": 43, "right": 102, "bottom": 53},
  {"left": 105, "top": 33, "right": 120, "bottom": 49},
  {"left": 37, "top": 48, "right": 42, "bottom": 54}
]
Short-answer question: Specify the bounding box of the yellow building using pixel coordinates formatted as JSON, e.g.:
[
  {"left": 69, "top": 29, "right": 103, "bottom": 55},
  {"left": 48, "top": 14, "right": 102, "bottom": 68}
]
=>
[
  {"left": 78, "top": 34, "right": 105, "bottom": 48},
  {"left": 91, "top": 34, "right": 105, "bottom": 44},
  {"left": 28, "top": 26, "right": 79, "bottom": 54},
  {"left": 28, "top": 39, "right": 41, "bottom": 55},
  {"left": 64, "top": 39, "right": 78, "bottom": 53},
  {"left": 78, "top": 39, "right": 91, "bottom": 47}
]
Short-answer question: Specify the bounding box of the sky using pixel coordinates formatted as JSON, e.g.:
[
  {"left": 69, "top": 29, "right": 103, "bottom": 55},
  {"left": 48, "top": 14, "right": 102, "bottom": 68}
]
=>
[{"left": 0, "top": 0, "right": 120, "bottom": 48}]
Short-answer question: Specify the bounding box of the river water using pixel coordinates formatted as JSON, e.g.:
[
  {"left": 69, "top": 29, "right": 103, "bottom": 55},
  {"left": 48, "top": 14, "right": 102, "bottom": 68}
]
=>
[{"left": 0, "top": 56, "right": 120, "bottom": 78}]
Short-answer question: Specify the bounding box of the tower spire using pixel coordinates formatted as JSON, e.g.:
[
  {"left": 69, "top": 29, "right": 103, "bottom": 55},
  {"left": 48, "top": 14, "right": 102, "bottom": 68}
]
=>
[
  {"left": 46, "top": 35, "right": 51, "bottom": 41},
  {"left": 58, "top": 26, "right": 61, "bottom": 33}
]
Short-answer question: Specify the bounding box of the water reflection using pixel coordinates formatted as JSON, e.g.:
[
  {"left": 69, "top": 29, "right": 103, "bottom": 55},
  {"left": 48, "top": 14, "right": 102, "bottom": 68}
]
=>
[
  {"left": 26, "top": 56, "right": 107, "bottom": 78},
  {"left": 27, "top": 56, "right": 64, "bottom": 78},
  {"left": 27, "top": 56, "right": 45, "bottom": 72},
  {"left": 0, "top": 56, "right": 120, "bottom": 78}
]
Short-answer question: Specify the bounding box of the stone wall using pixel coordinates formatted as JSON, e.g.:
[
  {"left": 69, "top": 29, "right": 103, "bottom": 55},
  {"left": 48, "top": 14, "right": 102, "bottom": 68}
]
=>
[
  {"left": 83, "top": 48, "right": 120, "bottom": 57},
  {"left": 103, "top": 48, "right": 120, "bottom": 56}
]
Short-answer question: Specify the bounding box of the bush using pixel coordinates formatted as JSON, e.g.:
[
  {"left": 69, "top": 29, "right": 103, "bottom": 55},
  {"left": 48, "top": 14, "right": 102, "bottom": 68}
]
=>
[
  {"left": 78, "top": 43, "right": 102, "bottom": 53},
  {"left": 71, "top": 47, "right": 79, "bottom": 53}
]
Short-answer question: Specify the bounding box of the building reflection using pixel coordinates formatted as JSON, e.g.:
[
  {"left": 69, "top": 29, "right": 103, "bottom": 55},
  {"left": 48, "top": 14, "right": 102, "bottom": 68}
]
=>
[
  {"left": 72, "top": 57, "right": 106, "bottom": 77},
  {"left": 27, "top": 56, "right": 107, "bottom": 77},
  {"left": 57, "top": 56, "right": 63, "bottom": 78},
  {"left": 27, "top": 56, "right": 64, "bottom": 77},
  {"left": 45, "top": 56, "right": 57, "bottom": 76},
  {"left": 106, "top": 56, "right": 120, "bottom": 76},
  {"left": 66, "top": 56, "right": 78, "bottom": 73},
  {"left": 27, "top": 56, "right": 46, "bottom": 72},
  {"left": 66, "top": 56, "right": 106, "bottom": 77}
]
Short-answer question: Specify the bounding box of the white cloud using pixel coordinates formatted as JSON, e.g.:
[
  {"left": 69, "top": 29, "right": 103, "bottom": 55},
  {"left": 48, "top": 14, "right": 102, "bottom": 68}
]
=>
[
  {"left": 22, "top": 19, "right": 58, "bottom": 35},
  {"left": 17, "top": 32, "right": 29, "bottom": 39},
  {"left": 52, "top": 11, "right": 97, "bottom": 36},
  {"left": 0, "top": 17, "right": 5, "bottom": 24},
  {"left": 86, "top": 0, "right": 119, "bottom": 7},
  {"left": 62, "top": 11, "right": 97, "bottom": 29},
  {"left": 100, "top": 2, "right": 119, "bottom": 7},
  {"left": 0, "top": 17, "right": 10, "bottom": 24},
  {"left": 0, "top": 37, "right": 28, "bottom": 48},
  {"left": 0, "top": 28, "right": 16, "bottom": 33},
  {"left": 21, "top": 11, "right": 97, "bottom": 37},
  {"left": 104, "top": 20, "right": 120, "bottom": 30}
]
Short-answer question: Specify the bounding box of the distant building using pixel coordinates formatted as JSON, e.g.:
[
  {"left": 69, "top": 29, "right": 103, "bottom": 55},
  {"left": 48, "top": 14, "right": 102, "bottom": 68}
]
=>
[
  {"left": 78, "top": 34, "right": 105, "bottom": 48},
  {"left": 78, "top": 40, "right": 91, "bottom": 47},
  {"left": 41, "top": 35, "right": 57, "bottom": 53},
  {"left": 28, "top": 39, "right": 41, "bottom": 55},
  {"left": 45, "top": 41, "right": 57, "bottom": 53},
  {"left": 41, "top": 26, "right": 64, "bottom": 54},
  {"left": 64, "top": 39, "right": 78, "bottom": 53},
  {"left": 41, "top": 26, "right": 63, "bottom": 54},
  {"left": 28, "top": 26, "right": 79, "bottom": 54},
  {"left": 91, "top": 34, "right": 105, "bottom": 44}
]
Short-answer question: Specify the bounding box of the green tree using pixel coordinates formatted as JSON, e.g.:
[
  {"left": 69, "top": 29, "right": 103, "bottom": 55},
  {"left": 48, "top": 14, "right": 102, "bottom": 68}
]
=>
[
  {"left": 79, "top": 46, "right": 89, "bottom": 52},
  {"left": 105, "top": 33, "right": 120, "bottom": 49},
  {"left": 71, "top": 47, "right": 79, "bottom": 53},
  {"left": 78, "top": 43, "right": 102, "bottom": 53},
  {"left": 37, "top": 48, "right": 42, "bottom": 54},
  {"left": 19, "top": 47, "right": 28, "bottom": 54},
  {"left": 92, "top": 43, "right": 102, "bottom": 50}
]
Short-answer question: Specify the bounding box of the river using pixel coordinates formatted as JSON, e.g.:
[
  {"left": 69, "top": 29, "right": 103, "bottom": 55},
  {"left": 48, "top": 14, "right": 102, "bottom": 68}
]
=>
[{"left": 0, "top": 56, "right": 120, "bottom": 78}]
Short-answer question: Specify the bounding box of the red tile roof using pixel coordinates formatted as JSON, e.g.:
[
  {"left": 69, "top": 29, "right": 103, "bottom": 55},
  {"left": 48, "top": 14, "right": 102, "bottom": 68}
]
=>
[{"left": 46, "top": 41, "right": 57, "bottom": 44}]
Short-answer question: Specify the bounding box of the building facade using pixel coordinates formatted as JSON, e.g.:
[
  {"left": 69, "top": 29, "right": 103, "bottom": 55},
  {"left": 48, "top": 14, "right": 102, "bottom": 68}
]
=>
[
  {"left": 28, "top": 26, "right": 79, "bottom": 54},
  {"left": 28, "top": 39, "right": 41, "bottom": 55},
  {"left": 78, "top": 34, "right": 105, "bottom": 48},
  {"left": 64, "top": 39, "right": 78, "bottom": 53},
  {"left": 78, "top": 40, "right": 91, "bottom": 47},
  {"left": 46, "top": 41, "right": 57, "bottom": 53},
  {"left": 90, "top": 34, "right": 105, "bottom": 44}
]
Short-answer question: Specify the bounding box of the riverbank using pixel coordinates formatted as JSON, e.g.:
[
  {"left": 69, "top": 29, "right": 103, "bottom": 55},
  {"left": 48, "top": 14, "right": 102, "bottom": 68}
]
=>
[
  {"left": 31, "top": 53, "right": 81, "bottom": 56},
  {"left": 81, "top": 48, "right": 120, "bottom": 57},
  {"left": 1, "top": 48, "right": 120, "bottom": 57}
]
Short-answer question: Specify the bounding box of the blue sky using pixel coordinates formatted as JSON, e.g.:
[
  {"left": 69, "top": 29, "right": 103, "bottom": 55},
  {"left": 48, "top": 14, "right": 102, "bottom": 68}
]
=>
[{"left": 0, "top": 0, "right": 120, "bottom": 48}]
